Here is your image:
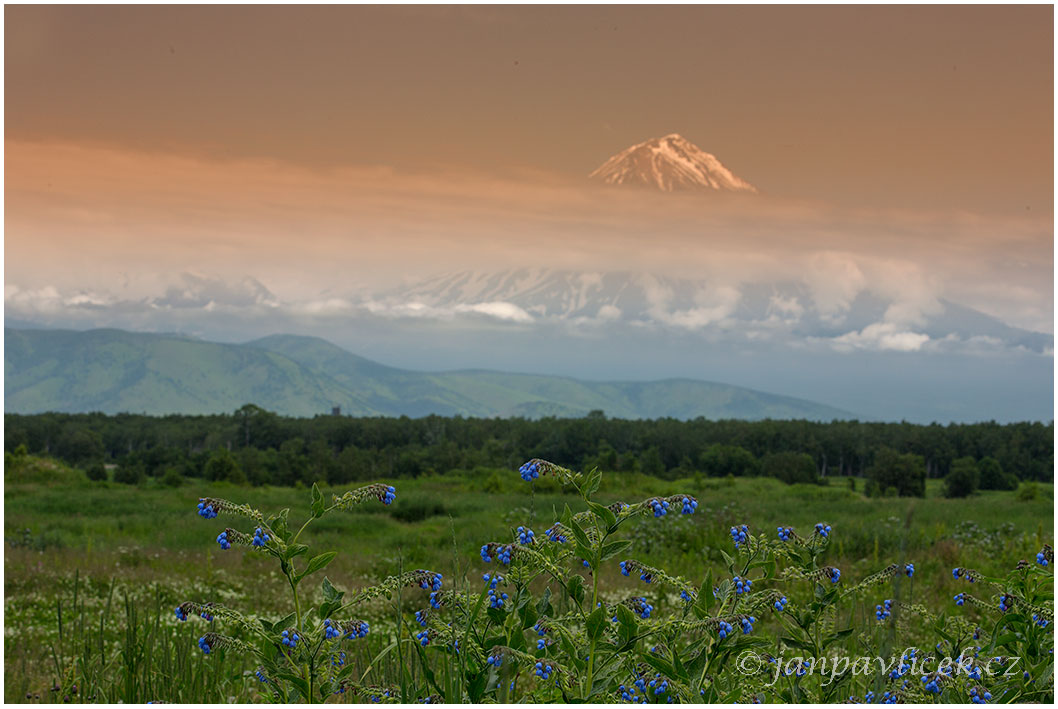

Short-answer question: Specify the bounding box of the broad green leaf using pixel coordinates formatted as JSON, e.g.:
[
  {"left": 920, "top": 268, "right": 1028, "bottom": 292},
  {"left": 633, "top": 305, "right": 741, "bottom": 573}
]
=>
[
  {"left": 310, "top": 482, "right": 325, "bottom": 518},
  {"left": 585, "top": 605, "right": 608, "bottom": 641}
]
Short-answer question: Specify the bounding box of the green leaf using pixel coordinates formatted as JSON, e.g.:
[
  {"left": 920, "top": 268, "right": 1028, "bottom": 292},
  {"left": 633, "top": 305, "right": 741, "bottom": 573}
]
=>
[
  {"left": 311, "top": 482, "right": 325, "bottom": 518},
  {"left": 322, "top": 576, "right": 344, "bottom": 604},
  {"left": 283, "top": 543, "right": 309, "bottom": 562},
  {"left": 583, "top": 468, "right": 602, "bottom": 498},
  {"left": 536, "top": 587, "right": 553, "bottom": 618},
  {"left": 600, "top": 539, "right": 632, "bottom": 562},
  {"left": 298, "top": 551, "right": 337, "bottom": 581},
  {"left": 567, "top": 575, "right": 585, "bottom": 607},
  {"left": 586, "top": 605, "right": 608, "bottom": 641},
  {"left": 258, "top": 618, "right": 274, "bottom": 634},
  {"left": 615, "top": 604, "right": 638, "bottom": 645},
  {"left": 586, "top": 500, "right": 617, "bottom": 529},
  {"left": 569, "top": 518, "right": 591, "bottom": 549}
]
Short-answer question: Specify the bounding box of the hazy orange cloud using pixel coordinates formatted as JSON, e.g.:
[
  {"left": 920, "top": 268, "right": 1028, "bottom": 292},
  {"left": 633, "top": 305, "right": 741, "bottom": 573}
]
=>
[{"left": 5, "top": 140, "right": 1052, "bottom": 333}]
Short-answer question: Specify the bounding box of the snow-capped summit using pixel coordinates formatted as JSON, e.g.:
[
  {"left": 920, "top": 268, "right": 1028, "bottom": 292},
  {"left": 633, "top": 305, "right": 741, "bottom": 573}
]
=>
[{"left": 590, "top": 133, "right": 757, "bottom": 193}]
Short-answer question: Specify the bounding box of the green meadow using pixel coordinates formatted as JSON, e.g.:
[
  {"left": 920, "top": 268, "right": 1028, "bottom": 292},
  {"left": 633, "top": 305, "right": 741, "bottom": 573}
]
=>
[{"left": 4, "top": 455, "right": 1053, "bottom": 702}]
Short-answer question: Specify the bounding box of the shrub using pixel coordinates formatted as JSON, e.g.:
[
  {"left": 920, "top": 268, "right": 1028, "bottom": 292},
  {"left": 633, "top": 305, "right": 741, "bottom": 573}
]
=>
[
  {"left": 204, "top": 448, "right": 247, "bottom": 485},
  {"left": 761, "top": 451, "right": 818, "bottom": 484},
  {"left": 866, "top": 447, "right": 926, "bottom": 497},
  {"left": 113, "top": 460, "right": 145, "bottom": 485},
  {"left": 161, "top": 467, "right": 184, "bottom": 488},
  {"left": 979, "top": 456, "right": 1017, "bottom": 491},
  {"left": 699, "top": 444, "right": 759, "bottom": 477},
  {"left": 944, "top": 457, "right": 980, "bottom": 498},
  {"left": 1017, "top": 482, "right": 1040, "bottom": 501},
  {"left": 85, "top": 461, "right": 108, "bottom": 482}
]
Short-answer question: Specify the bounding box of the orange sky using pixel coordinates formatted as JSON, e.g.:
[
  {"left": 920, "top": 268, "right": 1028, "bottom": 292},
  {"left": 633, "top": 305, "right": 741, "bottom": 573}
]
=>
[
  {"left": 5, "top": 4, "right": 1053, "bottom": 214},
  {"left": 3, "top": 4, "right": 1053, "bottom": 337}
]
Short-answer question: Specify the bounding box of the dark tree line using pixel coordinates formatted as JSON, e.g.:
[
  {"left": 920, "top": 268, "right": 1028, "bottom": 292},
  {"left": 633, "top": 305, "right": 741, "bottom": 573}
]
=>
[{"left": 4, "top": 406, "right": 1052, "bottom": 494}]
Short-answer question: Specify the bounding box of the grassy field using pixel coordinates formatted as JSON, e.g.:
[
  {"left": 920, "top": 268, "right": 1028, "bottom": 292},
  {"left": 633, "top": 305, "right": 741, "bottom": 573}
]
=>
[{"left": 4, "top": 455, "right": 1053, "bottom": 702}]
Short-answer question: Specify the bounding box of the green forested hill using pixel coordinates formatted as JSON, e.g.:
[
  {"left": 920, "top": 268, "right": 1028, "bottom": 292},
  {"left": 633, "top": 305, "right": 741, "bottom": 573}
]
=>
[{"left": 5, "top": 328, "right": 855, "bottom": 420}]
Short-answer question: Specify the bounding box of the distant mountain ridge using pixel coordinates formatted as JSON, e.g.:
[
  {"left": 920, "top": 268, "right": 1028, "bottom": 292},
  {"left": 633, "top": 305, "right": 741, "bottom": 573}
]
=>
[{"left": 4, "top": 327, "right": 856, "bottom": 420}]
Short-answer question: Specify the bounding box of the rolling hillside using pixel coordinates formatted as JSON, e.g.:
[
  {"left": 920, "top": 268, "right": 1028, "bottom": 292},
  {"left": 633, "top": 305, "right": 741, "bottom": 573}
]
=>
[{"left": 5, "top": 328, "right": 856, "bottom": 420}]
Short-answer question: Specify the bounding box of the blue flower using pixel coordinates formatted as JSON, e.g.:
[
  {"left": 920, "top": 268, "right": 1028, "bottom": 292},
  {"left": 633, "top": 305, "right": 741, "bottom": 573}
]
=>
[
  {"left": 631, "top": 597, "right": 653, "bottom": 619},
  {"left": 955, "top": 593, "right": 966, "bottom": 606},
  {"left": 486, "top": 651, "right": 503, "bottom": 667},
  {"left": 323, "top": 618, "right": 342, "bottom": 639},
  {"left": 537, "top": 638, "right": 547, "bottom": 650},
  {"left": 418, "top": 571, "right": 443, "bottom": 592},
  {"left": 729, "top": 525, "right": 749, "bottom": 549},
  {"left": 740, "top": 616, "right": 756, "bottom": 634},
  {"left": 535, "top": 662, "right": 553, "bottom": 680},
  {"left": 814, "top": 522, "right": 831, "bottom": 538},
  {"left": 489, "top": 589, "right": 509, "bottom": 609},
  {"left": 382, "top": 486, "right": 396, "bottom": 505},
  {"left": 905, "top": 563, "right": 915, "bottom": 577},
  {"left": 216, "top": 531, "right": 230, "bottom": 550},
  {"left": 680, "top": 590, "right": 693, "bottom": 603},
  {"left": 716, "top": 621, "right": 733, "bottom": 639},
  {"left": 429, "top": 591, "right": 441, "bottom": 609},
  {"left": 344, "top": 620, "right": 369, "bottom": 639},
  {"left": 332, "top": 651, "right": 346, "bottom": 667},
  {"left": 280, "top": 629, "right": 300, "bottom": 648},
  {"left": 517, "top": 527, "right": 535, "bottom": 545},
  {"left": 777, "top": 526, "right": 793, "bottom": 542},
  {"left": 255, "top": 669, "right": 269, "bottom": 683},
  {"left": 999, "top": 595, "right": 1013, "bottom": 612},
  {"left": 1033, "top": 614, "right": 1049, "bottom": 628},
  {"left": 196, "top": 499, "right": 218, "bottom": 519},
  {"left": 680, "top": 497, "right": 698, "bottom": 515},
  {"left": 619, "top": 561, "right": 630, "bottom": 576},
  {"left": 970, "top": 686, "right": 992, "bottom": 704},
  {"left": 953, "top": 567, "right": 963, "bottom": 579},
  {"left": 545, "top": 525, "right": 567, "bottom": 543},
  {"left": 198, "top": 635, "right": 212, "bottom": 654},
  {"left": 416, "top": 630, "right": 430, "bottom": 647},
  {"left": 582, "top": 559, "right": 590, "bottom": 568},
  {"left": 251, "top": 527, "right": 270, "bottom": 547},
  {"left": 876, "top": 599, "right": 892, "bottom": 621},
  {"left": 174, "top": 606, "right": 188, "bottom": 621},
  {"left": 828, "top": 567, "right": 841, "bottom": 584},
  {"left": 921, "top": 675, "right": 941, "bottom": 694},
  {"left": 649, "top": 499, "right": 670, "bottom": 517},
  {"left": 733, "top": 576, "right": 752, "bottom": 595},
  {"left": 519, "top": 461, "right": 540, "bottom": 481},
  {"left": 774, "top": 596, "right": 788, "bottom": 612},
  {"left": 1037, "top": 551, "right": 1049, "bottom": 566},
  {"left": 414, "top": 610, "right": 428, "bottom": 627}
]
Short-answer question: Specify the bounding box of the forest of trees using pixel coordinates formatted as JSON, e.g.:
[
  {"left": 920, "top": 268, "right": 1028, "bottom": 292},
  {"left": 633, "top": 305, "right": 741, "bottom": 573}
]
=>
[{"left": 5, "top": 407, "right": 1052, "bottom": 497}]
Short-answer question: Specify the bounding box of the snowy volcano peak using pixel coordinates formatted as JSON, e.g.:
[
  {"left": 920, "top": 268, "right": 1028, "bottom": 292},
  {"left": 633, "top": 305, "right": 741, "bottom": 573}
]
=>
[{"left": 590, "top": 133, "right": 757, "bottom": 193}]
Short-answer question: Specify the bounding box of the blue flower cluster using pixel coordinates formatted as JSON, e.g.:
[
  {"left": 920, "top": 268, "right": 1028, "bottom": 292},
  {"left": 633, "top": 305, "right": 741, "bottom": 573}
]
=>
[
  {"left": 252, "top": 527, "right": 270, "bottom": 547},
  {"left": 828, "top": 567, "right": 841, "bottom": 584},
  {"left": 649, "top": 499, "right": 670, "bottom": 517},
  {"left": 381, "top": 486, "right": 396, "bottom": 505},
  {"left": 418, "top": 571, "right": 443, "bottom": 592},
  {"left": 545, "top": 525, "right": 567, "bottom": 543},
  {"left": 319, "top": 622, "right": 340, "bottom": 643},
  {"left": 680, "top": 497, "right": 698, "bottom": 514},
  {"left": 216, "top": 531, "right": 230, "bottom": 550},
  {"left": 483, "top": 573, "right": 503, "bottom": 589},
  {"left": 370, "top": 691, "right": 391, "bottom": 703},
  {"left": 200, "top": 609, "right": 213, "bottom": 622},
  {"left": 489, "top": 588, "right": 509, "bottom": 609},
  {"left": 535, "top": 662, "right": 553, "bottom": 680},
  {"left": 905, "top": 563, "right": 915, "bottom": 577},
  {"left": 777, "top": 526, "right": 793, "bottom": 542},
  {"left": 198, "top": 635, "right": 212, "bottom": 654},
  {"left": 345, "top": 621, "right": 369, "bottom": 639},
  {"left": 999, "top": 595, "right": 1014, "bottom": 612},
  {"left": 414, "top": 610, "right": 429, "bottom": 627},
  {"left": 729, "top": 525, "right": 749, "bottom": 549},
  {"left": 814, "top": 522, "right": 832, "bottom": 538},
  {"left": 255, "top": 669, "right": 268, "bottom": 683},
  {"left": 1033, "top": 614, "right": 1049, "bottom": 628},
  {"left": 680, "top": 590, "right": 694, "bottom": 603},
  {"left": 480, "top": 544, "right": 513, "bottom": 564},
  {"left": 954, "top": 593, "right": 966, "bottom": 606},
  {"left": 740, "top": 616, "right": 756, "bottom": 634},
  {"left": 631, "top": 597, "right": 653, "bottom": 619},
  {"left": 1037, "top": 551, "right": 1049, "bottom": 566},
  {"left": 519, "top": 461, "right": 540, "bottom": 481},
  {"left": 921, "top": 674, "right": 942, "bottom": 694},
  {"left": 970, "top": 686, "right": 992, "bottom": 704},
  {"left": 486, "top": 651, "right": 503, "bottom": 668},
  {"left": 716, "top": 621, "right": 734, "bottom": 639},
  {"left": 196, "top": 499, "right": 218, "bottom": 519},
  {"left": 647, "top": 676, "right": 669, "bottom": 696},
  {"left": 416, "top": 630, "right": 430, "bottom": 647},
  {"left": 280, "top": 629, "right": 300, "bottom": 649},
  {"left": 332, "top": 651, "right": 346, "bottom": 667},
  {"left": 875, "top": 599, "right": 893, "bottom": 621},
  {"left": 774, "top": 596, "right": 788, "bottom": 612},
  {"left": 517, "top": 526, "right": 535, "bottom": 545},
  {"left": 733, "top": 576, "right": 752, "bottom": 595},
  {"left": 174, "top": 606, "right": 188, "bottom": 621},
  {"left": 429, "top": 592, "right": 441, "bottom": 609},
  {"left": 619, "top": 561, "right": 631, "bottom": 576},
  {"left": 619, "top": 678, "right": 649, "bottom": 704},
  {"left": 952, "top": 567, "right": 976, "bottom": 583}
]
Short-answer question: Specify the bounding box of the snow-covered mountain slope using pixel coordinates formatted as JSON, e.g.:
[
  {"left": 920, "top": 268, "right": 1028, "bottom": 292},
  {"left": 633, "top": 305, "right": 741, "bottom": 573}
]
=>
[
  {"left": 378, "top": 269, "right": 1052, "bottom": 354},
  {"left": 589, "top": 133, "right": 757, "bottom": 192}
]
